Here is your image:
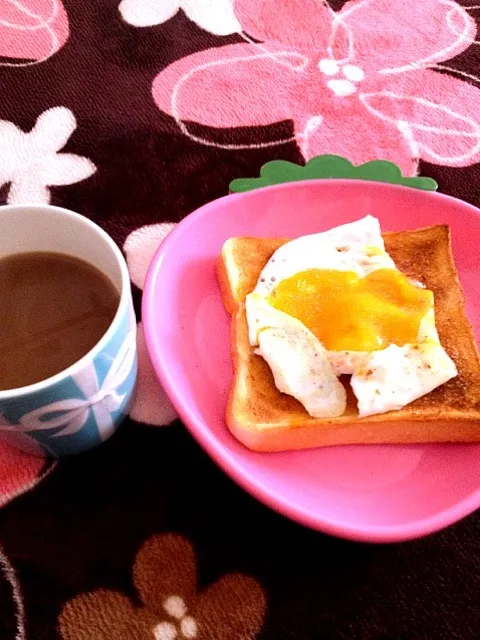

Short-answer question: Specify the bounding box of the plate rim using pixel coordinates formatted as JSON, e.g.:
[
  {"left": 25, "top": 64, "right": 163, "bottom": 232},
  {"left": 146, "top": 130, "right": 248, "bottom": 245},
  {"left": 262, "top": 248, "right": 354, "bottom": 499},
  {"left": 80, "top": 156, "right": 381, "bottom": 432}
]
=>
[{"left": 143, "top": 178, "right": 480, "bottom": 543}]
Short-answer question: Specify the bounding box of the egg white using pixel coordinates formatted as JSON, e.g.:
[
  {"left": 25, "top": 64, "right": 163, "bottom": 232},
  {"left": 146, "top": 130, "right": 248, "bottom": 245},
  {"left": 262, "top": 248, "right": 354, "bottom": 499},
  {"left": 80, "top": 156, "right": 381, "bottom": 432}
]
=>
[
  {"left": 247, "top": 295, "right": 346, "bottom": 418},
  {"left": 351, "top": 342, "right": 458, "bottom": 418},
  {"left": 246, "top": 216, "right": 458, "bottom": 418},
  {"left": 253, "top": 215, "right": 395, "bottom": 298}
]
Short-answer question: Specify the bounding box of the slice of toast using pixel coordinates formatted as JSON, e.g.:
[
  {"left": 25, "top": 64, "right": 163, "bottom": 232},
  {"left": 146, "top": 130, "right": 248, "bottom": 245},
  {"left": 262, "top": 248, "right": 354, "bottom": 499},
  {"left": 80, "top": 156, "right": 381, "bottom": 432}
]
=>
[{"left": 217, "top": 225, "right": 480, "bottom": 452}]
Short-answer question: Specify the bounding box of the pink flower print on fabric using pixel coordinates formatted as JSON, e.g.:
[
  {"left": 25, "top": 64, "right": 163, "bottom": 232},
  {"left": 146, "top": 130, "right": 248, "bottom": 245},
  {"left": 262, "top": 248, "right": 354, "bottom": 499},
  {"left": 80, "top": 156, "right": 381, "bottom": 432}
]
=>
[
  {"left": 152, "top": 0, "right": 480, "bottom": 176},
  {"left": 0, "top": 0, "right": 69, "bottom": 66},
  {"left": 0, "top": 438, "right": 56, "bottom": 508}
]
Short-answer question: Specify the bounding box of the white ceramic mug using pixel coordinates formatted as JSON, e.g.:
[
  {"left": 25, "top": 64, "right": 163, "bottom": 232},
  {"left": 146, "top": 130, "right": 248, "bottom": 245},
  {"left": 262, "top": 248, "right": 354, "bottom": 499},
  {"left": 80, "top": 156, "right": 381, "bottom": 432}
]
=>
[{"left": 0, "top": 205, "right": 137, "bottom": 457}]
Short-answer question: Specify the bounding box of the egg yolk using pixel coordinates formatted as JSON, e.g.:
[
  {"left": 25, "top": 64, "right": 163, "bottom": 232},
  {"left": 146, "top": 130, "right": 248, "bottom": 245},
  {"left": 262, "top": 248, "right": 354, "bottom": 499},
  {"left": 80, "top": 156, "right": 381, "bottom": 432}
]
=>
[{"left": 267, "top": 268, "right": 433, "bottom": 352}]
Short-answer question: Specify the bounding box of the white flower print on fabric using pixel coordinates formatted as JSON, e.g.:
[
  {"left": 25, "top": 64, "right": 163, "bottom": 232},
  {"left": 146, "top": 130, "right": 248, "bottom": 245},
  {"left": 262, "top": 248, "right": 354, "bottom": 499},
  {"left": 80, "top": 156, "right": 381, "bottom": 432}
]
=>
[
  {"left": 124, "top": 223, "right": 178, "bottom": 427},
  {"left": 119, "top": 0, "right": 241, "bottom": 35},
  {"left": 154, "top": 593, "right": 197, "bottom": 639},
  {"left": 0, "top": 107, "right": 96, "bottom": 204},
  {"left": 131, "top": 323, "right": 178, "bottom": 427},
  {"left": 124, "top": 222, "right": 177, "bottom": 290}
]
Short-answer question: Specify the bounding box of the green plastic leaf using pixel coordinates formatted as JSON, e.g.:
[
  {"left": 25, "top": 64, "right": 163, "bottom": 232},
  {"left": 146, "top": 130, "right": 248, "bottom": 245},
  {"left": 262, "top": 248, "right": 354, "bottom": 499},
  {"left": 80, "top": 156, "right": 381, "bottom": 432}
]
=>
[{"left": 229, "top": 155, "right": 438, "bottom": 193}]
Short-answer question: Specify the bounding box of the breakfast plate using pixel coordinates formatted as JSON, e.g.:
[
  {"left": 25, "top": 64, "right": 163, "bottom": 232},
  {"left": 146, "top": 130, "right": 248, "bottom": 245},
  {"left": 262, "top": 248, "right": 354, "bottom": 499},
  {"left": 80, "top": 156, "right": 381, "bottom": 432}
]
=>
[{"left": 142, "top": 179, "right": 480, "bottom": 542}]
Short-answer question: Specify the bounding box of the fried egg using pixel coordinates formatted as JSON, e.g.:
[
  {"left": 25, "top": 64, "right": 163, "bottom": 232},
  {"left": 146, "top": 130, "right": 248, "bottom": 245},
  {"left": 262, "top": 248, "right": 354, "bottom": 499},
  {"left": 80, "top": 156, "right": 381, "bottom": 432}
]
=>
[
  {"left": 245, "top": 216, "right": 458, "bottom": 418},
  {"left": 247, "top": 295, "right": 347, "bottom": 417}
]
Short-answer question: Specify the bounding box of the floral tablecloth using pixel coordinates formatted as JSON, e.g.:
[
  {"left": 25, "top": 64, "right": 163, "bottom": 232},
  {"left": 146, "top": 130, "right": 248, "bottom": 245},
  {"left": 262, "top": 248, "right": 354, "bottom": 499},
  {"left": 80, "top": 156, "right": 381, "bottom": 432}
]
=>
[{"left": 0, "top": 1, "right": 479, "bottom": 638}]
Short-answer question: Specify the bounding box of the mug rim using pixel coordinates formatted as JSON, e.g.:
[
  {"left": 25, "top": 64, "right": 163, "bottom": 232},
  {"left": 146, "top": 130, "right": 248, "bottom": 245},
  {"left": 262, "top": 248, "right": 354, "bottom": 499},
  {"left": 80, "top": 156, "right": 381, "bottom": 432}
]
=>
[{"left": 0, "top": 204, "right": 132, "bottom": 400}]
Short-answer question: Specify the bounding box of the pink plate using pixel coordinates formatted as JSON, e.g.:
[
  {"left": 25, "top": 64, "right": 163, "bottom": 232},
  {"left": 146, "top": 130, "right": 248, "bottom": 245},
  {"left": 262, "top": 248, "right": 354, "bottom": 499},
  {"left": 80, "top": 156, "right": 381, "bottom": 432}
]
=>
[{"left": 143, "top": 179, "right": 480, "bottom": 543}]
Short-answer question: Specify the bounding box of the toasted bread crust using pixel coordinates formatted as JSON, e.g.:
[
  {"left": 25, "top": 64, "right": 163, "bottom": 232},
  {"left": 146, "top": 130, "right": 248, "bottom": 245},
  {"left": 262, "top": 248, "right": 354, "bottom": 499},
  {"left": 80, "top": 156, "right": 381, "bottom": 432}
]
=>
[{"left": 218, "top": 226, "right": 480, "bottom": 451}]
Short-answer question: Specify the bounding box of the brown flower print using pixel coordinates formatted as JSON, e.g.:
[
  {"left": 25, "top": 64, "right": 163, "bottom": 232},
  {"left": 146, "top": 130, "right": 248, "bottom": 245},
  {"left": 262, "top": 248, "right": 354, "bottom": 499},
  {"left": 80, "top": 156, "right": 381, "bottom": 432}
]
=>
[{"left": 58, "top": 533, "right": 266, "bottom": 640}]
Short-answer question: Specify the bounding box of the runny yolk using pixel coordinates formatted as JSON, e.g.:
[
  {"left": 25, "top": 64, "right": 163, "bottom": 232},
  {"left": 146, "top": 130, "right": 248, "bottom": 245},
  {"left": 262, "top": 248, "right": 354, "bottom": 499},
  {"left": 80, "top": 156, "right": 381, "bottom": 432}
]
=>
[{"left": 267, "top": 268, "right": 434, "bottom": 352}]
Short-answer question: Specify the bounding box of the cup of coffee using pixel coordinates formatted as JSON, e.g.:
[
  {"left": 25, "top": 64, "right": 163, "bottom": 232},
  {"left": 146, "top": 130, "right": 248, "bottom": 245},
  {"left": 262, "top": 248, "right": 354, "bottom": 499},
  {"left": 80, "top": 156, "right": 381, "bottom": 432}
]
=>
[{"left": 0, "top": 205, "right": 137, "bottom": 457}]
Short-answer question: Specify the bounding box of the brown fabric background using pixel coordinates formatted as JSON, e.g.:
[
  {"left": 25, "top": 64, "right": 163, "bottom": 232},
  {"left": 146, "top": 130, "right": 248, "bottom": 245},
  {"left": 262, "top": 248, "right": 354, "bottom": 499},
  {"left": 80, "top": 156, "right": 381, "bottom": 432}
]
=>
[{"left": 0, "top": 1, "right": 479, "bottom": 638}]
